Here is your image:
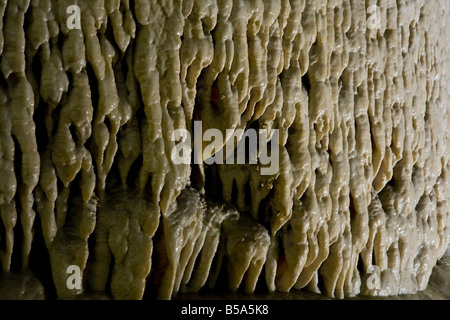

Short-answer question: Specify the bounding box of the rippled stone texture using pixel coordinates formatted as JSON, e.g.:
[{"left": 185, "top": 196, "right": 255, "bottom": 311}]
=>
[{"left": 0, "top": 0, "right": 449, "bottom": 300}]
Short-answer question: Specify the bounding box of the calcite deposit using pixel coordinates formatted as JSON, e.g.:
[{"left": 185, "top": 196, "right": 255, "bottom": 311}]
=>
[{"left": 0, "top": 0, "right": 449, "bottom": 300}]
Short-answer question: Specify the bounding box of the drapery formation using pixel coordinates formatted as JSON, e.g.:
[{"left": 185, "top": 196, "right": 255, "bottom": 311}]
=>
[{"left": 0, "top": 0, "right": 449, "bottom": 299}]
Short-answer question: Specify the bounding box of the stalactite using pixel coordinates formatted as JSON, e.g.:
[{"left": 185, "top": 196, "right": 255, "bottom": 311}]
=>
[{"left": 0, "top": 0, "right": 449, "bottom": 300}]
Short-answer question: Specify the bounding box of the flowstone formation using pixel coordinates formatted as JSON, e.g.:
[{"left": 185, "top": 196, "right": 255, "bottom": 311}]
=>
[{"left": 0, "top": 0, "right": 449, "bottom": 300}]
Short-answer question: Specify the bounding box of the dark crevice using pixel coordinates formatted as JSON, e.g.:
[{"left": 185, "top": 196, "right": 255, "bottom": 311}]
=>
[
  {"left": 31, "top": 46, "right": 42, "bottom": 77},
  {"left": 66, "top": 71, "right": 74, "bottom": 94},
  {"left": 203, "top": 164, "right": 222, "bottom": 201},
  {"left": 190, "top": 163, "right": 204, "bottom": 193},
  {"left": 50, "top": 104, "right": 63, "bottom": 137},
  {"left": 0, "top": 69, "right": 7, "bottom": 89},
  {"left": 357, "top": 255, "right": 365, "bottom": 274},
  {"left": 56, "top": 30, "right": 64, "bottom": 50},
  {"left": 302, "top": 72, "right": 311, "bottom": 94},
  {"left": 104, "top": 116, "right": 112, "bottom": 132},
  {"left": 34, "top": 99, "right": 49, "bottom": 153},
  {"left": 145, "top": 219, "right": 168, "bottom": 299},
  {"left": 69, "top": 124, "right": 77, "bottom": 143},
  {"left": 258, "top": 188, "right": 273, "bottom": 232},
  {"left": 104, "top": 255, "right": 115, "bottom": 299},
  {"left": 244, "top": 179, "right": 252, "bottom": 210},
  {"left": 104, "top": 16, "right": 122, "bottom": 56},
  {"left": 316, "top": 269, "right": 326, "bottom": 295},
  {"left": 231, "top": 179, "right": 238, "bottom": 207},
  {"left": 211, "top": 253, "right": 230, "bottom": 292},
  {"left": 349, "top": 192, "right": 356, "bottom": 221},
  {"left": 104, "top": 154, "right": 121, "bottom": 193},
  {"left": 126, "top": 154, "right": 143, "bottom": 189},
  {"left": 29, "top": 212, "right": 56, "bottom": 299}
]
